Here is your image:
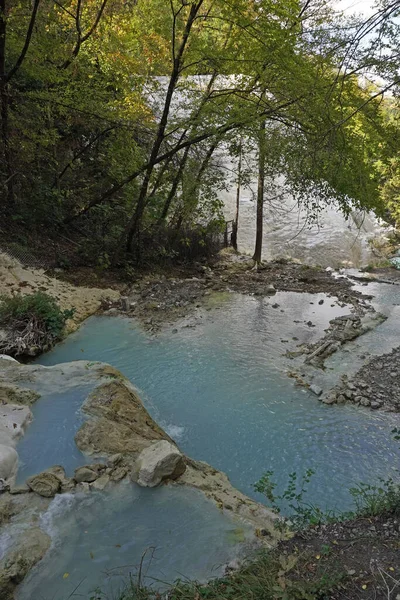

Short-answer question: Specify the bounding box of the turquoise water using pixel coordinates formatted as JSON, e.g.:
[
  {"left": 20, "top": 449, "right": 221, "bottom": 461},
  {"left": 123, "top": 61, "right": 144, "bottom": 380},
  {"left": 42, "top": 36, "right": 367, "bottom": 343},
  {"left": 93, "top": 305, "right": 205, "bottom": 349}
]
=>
[
  {"left": 16, "top": 386, "right": 91, "bottom": 482},
  {"left": 15, "top": 288, "right": 400, "bottom": 598},
  {"left": 18, "top": 483, "right": 252, "bottom": 600},
  {"left": 33, "top": 291, "right": 400, "bottom": 512}
]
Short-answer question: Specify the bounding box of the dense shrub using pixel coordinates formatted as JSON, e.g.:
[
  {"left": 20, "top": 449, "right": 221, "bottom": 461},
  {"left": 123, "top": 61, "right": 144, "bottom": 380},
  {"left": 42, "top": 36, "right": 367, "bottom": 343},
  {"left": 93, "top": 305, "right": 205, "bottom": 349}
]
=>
[{"left": 0, "top": 292, "right": 74, "bottom": 357}]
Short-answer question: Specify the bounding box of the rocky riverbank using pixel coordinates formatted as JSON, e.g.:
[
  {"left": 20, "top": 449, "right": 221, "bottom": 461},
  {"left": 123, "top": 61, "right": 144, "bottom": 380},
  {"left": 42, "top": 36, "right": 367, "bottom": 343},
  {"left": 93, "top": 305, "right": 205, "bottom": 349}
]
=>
[
  {"left": 111, "top": 252, "right": 370, "bottom": 332},
  {"left": 325, "top": 346, "right": 400, "bottom": 411}
]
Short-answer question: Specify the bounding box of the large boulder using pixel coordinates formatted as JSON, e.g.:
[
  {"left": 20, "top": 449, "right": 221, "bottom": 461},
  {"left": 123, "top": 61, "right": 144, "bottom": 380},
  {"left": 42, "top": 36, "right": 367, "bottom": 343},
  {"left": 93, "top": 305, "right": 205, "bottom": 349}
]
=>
[
  {"left": 26, "top": 471, "right": 61, "bottom": 497},
  {"left": 134, "top": 440, "right": 186, "bottom": 488},
  {"left": 0, "top": 445, "right": 18, "bottom": 480},
  {"left": 75, "top": 380, "right": 172, "bottom": 457}
]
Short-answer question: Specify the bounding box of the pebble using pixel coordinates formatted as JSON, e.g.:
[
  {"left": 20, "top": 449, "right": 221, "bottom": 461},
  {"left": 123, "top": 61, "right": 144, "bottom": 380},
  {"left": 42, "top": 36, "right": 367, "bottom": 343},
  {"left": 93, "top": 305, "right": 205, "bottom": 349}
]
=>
[{"left": 310, "top": 384, "right": 323, "bottom": 397}]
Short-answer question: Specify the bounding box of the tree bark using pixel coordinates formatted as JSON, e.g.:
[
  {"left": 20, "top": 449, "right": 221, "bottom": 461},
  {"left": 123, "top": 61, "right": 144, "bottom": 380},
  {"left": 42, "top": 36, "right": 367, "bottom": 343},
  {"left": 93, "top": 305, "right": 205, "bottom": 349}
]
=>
[
  {"left": 0, "top": 0, "right": 13, "bottom": 210},
  {"left": 252, "top": 120, "right": 266, "bottom": 264},
  {"left": 121, "top": 0, "right": 204, "bottom": 255},
  {"left": 231, "top": 141, "right": 242, "bottom": 251}
]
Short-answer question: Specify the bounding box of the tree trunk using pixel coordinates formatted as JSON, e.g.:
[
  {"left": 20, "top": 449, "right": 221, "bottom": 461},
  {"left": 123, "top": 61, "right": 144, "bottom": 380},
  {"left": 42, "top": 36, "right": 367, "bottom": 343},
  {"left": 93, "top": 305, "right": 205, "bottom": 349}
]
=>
[
  {"left": 121, "top": 1, "right": 204, "bottom": 256},
  {"left": 252, "top": 120, "right": 266, "bottom": 264},
  {"left": 231, "top": 141, "right": 242, "bottom": 251},
  {"left": 0, "top": 0, "right": 14, "bottom": 211}
]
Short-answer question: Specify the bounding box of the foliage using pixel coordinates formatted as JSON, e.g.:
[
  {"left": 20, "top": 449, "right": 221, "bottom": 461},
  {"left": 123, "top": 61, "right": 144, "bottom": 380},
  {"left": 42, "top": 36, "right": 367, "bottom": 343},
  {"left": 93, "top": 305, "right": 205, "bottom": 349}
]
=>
[
  {"left": 1, "top": 0, "right": 399, "bottom": 264},
  {"left": 94, "top": 550, "right": 343, "bottom": 600},
  {"left": 254, "top": 469, "right": 336, "bottom": 529},
  {"left": 349, "top": 478, "right": 400, "bottom": 517},
  {"left": 0, "top": 292, "right": 74, "bottom": 356}
]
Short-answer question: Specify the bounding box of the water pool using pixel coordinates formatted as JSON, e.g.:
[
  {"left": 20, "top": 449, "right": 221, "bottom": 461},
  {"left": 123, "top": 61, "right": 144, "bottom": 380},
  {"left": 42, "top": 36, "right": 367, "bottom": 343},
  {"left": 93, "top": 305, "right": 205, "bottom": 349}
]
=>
[{"left": 17, "top": 483, "right": 252, "bottom": 600}]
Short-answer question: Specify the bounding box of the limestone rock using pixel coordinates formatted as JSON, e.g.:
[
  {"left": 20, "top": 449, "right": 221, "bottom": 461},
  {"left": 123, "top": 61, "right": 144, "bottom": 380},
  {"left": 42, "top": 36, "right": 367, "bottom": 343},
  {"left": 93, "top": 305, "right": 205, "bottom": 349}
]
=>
[
  {"left": 0, "top": 445, "right": 18, "bottom": 480},
  {"left": 110, "top": 466, "right": 128, "bottom": 482},
  {"left": 310, "top": 384, "right": 323, "bottom": 397},
  {"left": 134, "top": 440, "right": 186, "bottom": 488},
  {"left": 75, "top": 380, "right": 172, "bottom": 457},
  {"left": 107, "top": 453, "right": 124, "bottom": 467},
  {"left": 0, "top": 383, "right": 40, "bottom": 406},
  {"left": 322, "top": 396, "right": 336, "bottom": 405},
  {"left": 9, "top": 484, "right": 30, "bottom": 495},
  {"left": 74, "top": 466, "right": 98, "bottom": 483},
  {"left": 90, "top": 474, "right": 110, "bottom": 491},
  {"left": 0, "top": 403, "right": 32, "bottom": 441},
  {"left": 0, "top": 527, "right": 50, "bottom": 600},
  {"left": 27, "top": 471, "right": 61, "bottom": 497},
  {"left": 46, "top": 465, "right": 75, "bottom": 492},
  {"left": 0, "top": 355, "right": 18, "bottom": 363}
]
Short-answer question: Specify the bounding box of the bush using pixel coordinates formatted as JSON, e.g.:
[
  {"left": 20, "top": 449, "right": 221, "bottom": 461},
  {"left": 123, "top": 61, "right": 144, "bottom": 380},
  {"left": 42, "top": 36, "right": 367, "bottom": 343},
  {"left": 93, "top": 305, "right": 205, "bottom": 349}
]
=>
[{"left": 0, "top": 292, "right": 74, "bottom": 357}]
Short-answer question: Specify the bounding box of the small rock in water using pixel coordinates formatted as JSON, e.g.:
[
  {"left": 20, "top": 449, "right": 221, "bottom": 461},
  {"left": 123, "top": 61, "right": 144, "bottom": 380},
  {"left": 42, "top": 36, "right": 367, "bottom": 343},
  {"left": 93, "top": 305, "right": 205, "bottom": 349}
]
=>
[
  {"left": 310, "top": 384, "right": 323, "bottom": 397},
  {"left": 272, "top": 303, "right": 279, "bottom": 309},
  {"left": 74, "top": 466, "right": 98, "bottom": 483},
  {"left": 371, "top": 401, "right": 382, "bottom": 409},
  {"left": 323, "top": 396, "right": 336, "bottom": 405},
  {"left": 318, "top": 299, "right": 324, "bottom": 305}
]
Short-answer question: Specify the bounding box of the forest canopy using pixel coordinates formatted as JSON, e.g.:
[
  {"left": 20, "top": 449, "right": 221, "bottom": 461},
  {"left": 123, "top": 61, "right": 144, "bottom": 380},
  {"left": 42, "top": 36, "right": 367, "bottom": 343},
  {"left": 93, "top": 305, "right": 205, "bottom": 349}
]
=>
[{"left": 1, "top": 0, "right": 399, "bottom": 266}]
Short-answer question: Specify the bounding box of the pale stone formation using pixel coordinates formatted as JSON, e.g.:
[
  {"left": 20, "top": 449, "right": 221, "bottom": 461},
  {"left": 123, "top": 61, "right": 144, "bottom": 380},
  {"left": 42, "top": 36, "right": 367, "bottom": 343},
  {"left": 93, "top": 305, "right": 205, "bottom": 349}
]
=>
[
  {"left": 0, "top": 445, "right": 18, "bottom": 480},
  {"left": 0, "top": 403, "right": 32, "bottom": 441},
  {"left": 75, "top": 379, "right": 173, "bottom": 456},
  {"left": 0, "top": 355, "right": 18, "bottom": 363},
  {"left": 0, "top": 382, "right": 40, "bottom": 406},
  {"left": 90, "top": 474, "right": 111, "bottom": 491},
  {"left": 134, "top": 440, "right": 186, "bottom": 488},
  {"left": 0, "top": 526, "right": 50, "bottom": 600}
]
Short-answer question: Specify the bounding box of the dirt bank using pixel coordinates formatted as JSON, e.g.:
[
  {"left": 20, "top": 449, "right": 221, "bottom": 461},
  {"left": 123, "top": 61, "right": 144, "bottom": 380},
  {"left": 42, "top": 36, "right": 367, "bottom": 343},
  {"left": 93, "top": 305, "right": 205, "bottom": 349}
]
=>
[
  {"left": 0, "top": 252, "right": 121, "bottom": 333},
  {"left": 117, "top": 253, "right": 369, "bottom": 332}
]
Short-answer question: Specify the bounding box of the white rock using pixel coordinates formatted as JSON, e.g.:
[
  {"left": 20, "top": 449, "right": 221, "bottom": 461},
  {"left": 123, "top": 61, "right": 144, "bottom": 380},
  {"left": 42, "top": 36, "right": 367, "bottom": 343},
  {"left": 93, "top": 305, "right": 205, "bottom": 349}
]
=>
[
  {"left": 0, "top": 444, "right": 18, "bottom": 480},
  {"left": 310, "top": 384, "right": 323, "bottom": 397},
  {"left": 0, "top": 354, "right": 18, "bottom": 362},
  {"left": 0, "top": 424, "right": 14, "bottom": 447},
  {"left": 90, "top": 474, "right": 110, "bottom": 491},
  {"left": 0, "top": 403, "right": 32, "bottom": 441},
  {"left": 134, "top": 440, "right": 186, "bottom": 488}
]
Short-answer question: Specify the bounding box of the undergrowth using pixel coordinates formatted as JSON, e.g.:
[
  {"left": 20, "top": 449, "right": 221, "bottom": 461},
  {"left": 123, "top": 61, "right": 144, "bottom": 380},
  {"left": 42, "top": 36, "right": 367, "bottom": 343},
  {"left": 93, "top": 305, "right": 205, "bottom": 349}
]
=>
[{"left": 0, "top": 292, "right": 74, "bottom": 356}]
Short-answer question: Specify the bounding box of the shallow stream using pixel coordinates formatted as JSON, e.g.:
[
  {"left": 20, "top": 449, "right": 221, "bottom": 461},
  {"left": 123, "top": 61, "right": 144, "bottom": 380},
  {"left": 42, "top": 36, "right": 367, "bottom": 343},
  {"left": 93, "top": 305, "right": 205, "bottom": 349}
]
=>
[{"left": 15, "top": 285, "right": 400, "bottom": 599}]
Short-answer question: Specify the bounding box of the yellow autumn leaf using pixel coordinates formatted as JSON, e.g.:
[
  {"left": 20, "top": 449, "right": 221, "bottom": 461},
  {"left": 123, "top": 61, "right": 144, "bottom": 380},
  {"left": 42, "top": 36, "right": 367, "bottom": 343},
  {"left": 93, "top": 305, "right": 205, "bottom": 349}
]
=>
[
  {"left": 63, "top": 573, "right": 69, "bottom": 579},
  {"left": 315, "top": 555, "right": 320, "bottom": 560},
  {"left": 389, "top": 567, "right": 394, "bottom": 572},
  {"left": 362, "top": 584, "right": 367, "bottom": 590}
]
